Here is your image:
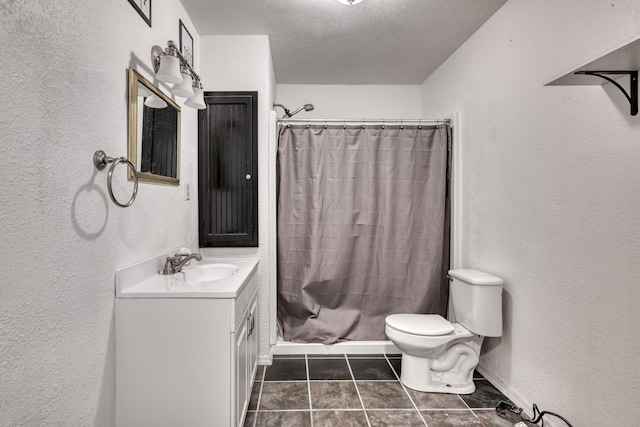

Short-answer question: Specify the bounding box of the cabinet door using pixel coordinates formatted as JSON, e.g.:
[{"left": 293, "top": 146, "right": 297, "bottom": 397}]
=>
[
  {"left": 198, "top": 91, "right": 258, "bottom": 247},
  {"left": 248, "top": 297, "right": 258, "bottom": 382},
  {"left": 235, "top": 320, "right": 249, "bottom": 427}
]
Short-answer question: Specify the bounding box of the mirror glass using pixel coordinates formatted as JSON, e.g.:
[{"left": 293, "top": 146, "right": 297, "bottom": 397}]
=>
[{"left": 128, "top": 68, "right": 181, "bottom": 185}]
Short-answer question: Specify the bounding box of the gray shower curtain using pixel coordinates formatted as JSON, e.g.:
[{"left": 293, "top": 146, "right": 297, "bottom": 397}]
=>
[{"left": 277, "top": 124, "right": 450, "bottom": 343}]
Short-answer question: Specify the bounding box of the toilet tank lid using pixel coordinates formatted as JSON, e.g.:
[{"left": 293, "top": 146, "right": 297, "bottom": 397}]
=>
[{"left": 448, "top": 269, "right": 503, "bottom": 286}]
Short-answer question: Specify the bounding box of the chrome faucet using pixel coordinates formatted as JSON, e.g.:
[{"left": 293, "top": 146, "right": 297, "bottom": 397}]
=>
[{"left": 162, "top": 253, "right": 203, "bottom": 275}]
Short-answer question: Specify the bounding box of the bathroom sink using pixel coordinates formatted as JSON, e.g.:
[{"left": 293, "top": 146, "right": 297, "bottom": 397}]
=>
[
  {"left": 116, "top": 255, "right": 258, "bottom": 298},
  {"left": 181, "top": 263, "right": 239, "bottom": 283}
]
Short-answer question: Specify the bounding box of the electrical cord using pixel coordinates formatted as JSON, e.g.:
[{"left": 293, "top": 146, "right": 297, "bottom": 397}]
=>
[{"left": 528, "top": 403, "right": 574, "bottom": 427}]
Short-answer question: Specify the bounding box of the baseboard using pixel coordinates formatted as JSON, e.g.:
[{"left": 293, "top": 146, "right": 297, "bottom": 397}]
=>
[
  {"left": 476, "top": 365, "right": 566, "bottom": 427},
  {"left": 258, "top": 354, "right": 272, "bottom": 365},
  {"left": 271, "top": 340, "right": 400, "bottom": 355}
]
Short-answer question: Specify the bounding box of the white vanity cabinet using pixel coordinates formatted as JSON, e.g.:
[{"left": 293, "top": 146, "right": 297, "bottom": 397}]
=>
[
  {"left": 232, "top": 276, "right": 259, "bottom": 426},
  {"left": 115, "top": 258, "right": 259, "bottom": 427}
]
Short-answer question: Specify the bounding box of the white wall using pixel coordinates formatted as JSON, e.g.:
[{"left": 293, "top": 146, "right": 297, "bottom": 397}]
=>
[
  {"left": 0, "top": 1, "right": 200, "bottom": 425},
  {"left": 421, "top": 1, "right": 640, "bottom": 425},
  {"left": 198, "top": 35, "right": 276, "bottom": 362},
  {"left": 276, "top": 84, "right": 422, "bottom": 119}
]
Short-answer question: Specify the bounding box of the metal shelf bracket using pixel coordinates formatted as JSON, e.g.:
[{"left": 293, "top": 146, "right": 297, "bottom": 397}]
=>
[{"left": 574, "top": 70, "right": 638, "bottom": 116}]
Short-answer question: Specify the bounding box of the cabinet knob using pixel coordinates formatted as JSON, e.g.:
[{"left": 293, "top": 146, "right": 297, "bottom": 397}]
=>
[{"left": 245, "top": 174, "right": 252, "bottom": 180}]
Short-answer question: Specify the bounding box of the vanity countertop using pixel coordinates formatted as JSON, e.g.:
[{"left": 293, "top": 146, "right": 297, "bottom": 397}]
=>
[{"left": 116, "top": 255, "right": 259, "bottom": 299}]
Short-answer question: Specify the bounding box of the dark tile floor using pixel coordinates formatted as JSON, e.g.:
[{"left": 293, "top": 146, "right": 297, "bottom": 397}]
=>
[{"left": 244, "top": 354, "right": 528, "bottom": 427}]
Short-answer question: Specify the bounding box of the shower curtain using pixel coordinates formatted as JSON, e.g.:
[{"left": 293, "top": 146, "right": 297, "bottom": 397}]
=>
[{"left": 277, "top": 124, "right": 450, "bottom": 343}]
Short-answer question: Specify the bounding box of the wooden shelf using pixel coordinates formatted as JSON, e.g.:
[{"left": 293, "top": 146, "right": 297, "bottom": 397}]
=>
[{"left": 546, "top": 34, "right": 640, "bottom": 86}]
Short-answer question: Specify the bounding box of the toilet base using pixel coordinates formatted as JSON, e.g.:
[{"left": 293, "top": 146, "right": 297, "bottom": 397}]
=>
[{"left": 399, "top": 347, "right": 478, "bottom": 394}]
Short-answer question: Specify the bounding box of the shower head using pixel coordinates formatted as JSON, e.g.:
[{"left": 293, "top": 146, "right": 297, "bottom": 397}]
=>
[
  {"left": 273, "top": 102, "right": 315, "bottom": 119},
  {"left": 289, "top": 104, "right": 314, "bottom": 117}
]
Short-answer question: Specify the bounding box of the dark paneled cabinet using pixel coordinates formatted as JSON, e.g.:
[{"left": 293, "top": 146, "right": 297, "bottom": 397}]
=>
[{"left": 199, "top": 92, "right": 258, "bottom": 247}]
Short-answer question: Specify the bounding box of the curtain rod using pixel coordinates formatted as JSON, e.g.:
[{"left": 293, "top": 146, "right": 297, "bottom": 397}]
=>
[{"left": 277, "top": 118, "right": 451, "bottom": 125}]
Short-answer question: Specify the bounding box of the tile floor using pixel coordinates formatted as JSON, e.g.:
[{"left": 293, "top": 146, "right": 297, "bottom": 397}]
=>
[{"left": 244, "top": 354, "right": 530, "bottom": 427}]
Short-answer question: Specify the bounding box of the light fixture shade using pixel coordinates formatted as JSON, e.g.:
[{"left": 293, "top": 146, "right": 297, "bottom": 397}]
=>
[
  {"left": 155, "top": 54, "right": 182, "bottom": 84},
  {"left": 144, "top": 94, "right": 168, "bottom": 109},
  {"left": 336, "top": 0, "right": 364, "bottom": 4},
  {"left": 185, "top": 86, "right": 206, "bottom": 109},
  {"left": 171, "top": 70, "right": 194, "bottom": 98}
]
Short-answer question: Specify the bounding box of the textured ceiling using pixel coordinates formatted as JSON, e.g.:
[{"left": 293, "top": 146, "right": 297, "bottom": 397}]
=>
[{"left": 179, "top": 0, "right": 507, "bottom": 84}]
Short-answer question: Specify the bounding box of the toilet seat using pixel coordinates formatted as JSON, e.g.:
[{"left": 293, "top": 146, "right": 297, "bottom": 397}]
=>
[{"left": 385, "top": 314, "right": 454, "bottom": 336}]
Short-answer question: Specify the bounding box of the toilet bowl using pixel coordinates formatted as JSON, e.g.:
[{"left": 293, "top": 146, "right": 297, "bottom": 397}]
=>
[
  {"left": 385, "top": 314, "right": 481, "bottom": 393},
  {"left": 385, "top": 269, "right": 503, "bottom": 394}
]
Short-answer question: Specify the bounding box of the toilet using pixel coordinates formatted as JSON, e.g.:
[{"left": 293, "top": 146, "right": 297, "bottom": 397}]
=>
[{"left": 385, "top": 269, "right": 503, "bottom": 394}]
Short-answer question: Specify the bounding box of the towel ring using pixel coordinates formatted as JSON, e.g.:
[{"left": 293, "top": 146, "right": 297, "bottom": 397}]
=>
[{"left": 93, "top": 150, "right": 138, "bottom": 208}]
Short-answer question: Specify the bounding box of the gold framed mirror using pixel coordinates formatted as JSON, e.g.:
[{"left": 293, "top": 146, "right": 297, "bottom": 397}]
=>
[{"left": 128, "top": 67, "right": 181, "bottom": 185}]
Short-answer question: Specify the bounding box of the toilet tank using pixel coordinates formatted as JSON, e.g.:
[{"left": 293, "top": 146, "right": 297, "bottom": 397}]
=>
[{"left": 448, "top": 269, "right": 503, "bottom": 337}]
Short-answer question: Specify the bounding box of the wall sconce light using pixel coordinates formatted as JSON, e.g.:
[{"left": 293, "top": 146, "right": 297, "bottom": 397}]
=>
[
  {"left": 172, "top": 69, "right": 194, "bottom": 98},
  {"left": 185, "top": 82, "right": 206, "bottom": 109},
  {"left": 152, "top": 40, "right": 206, "bottom": 110}
]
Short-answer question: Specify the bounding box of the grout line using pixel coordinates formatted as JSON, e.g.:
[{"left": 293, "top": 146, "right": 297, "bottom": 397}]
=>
[
  {"left": 345, "top": 354, "right": 372, "bottom": 427},
  {"left": 245, "top": 366, "right": 267, "bottom": 427},
  {"left": 305, "top": 355, "right": 314, "bottom": 427},
  {"left": 254, "top": 407, "right": 476, "bottom": 412},
  {"left": 260, "top": 355, "right": 498, "bottom": 425},
  {"left": 470, "top": 408, "right": 501, "bottom": 411},
  {"left": 345, "top": 356, "right": 389, "bottom": 359},
  {"left": 455, "top": 391, "right": 482, "bottom": 421},
  {"left": 252, "top": 367, "right": 264, "bottom": 427},
  {"left": 359, "top": 407, "right": 458, "bottom": 412},
  {"left": 384, "top": 354, "right": 429, "bottom": 427}
]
